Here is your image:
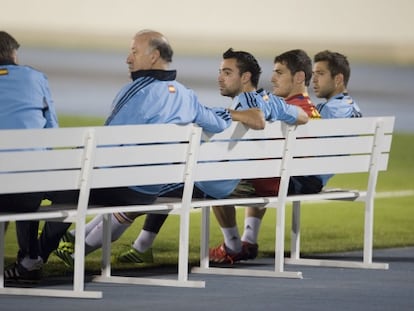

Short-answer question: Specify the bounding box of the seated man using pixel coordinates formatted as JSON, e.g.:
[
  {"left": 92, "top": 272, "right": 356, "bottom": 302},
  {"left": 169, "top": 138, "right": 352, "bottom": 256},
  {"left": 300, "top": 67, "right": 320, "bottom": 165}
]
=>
[{"left": 0, "top": 31, "right": 59, "bottom": 283}]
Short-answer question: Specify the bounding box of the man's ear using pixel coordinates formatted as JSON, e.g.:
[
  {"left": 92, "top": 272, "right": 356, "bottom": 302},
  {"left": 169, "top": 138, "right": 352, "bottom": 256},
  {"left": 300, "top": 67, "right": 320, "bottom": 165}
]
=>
[
  {"left": 150, "top": 48, "right": 161, "bottom": 65},
  {"left": 241, "top": 71, "right": 252, "bottom": 85},
  {"left": 334, "top": 73, "right": 344, "bottom": 86},
  {"left": 12, "top": 49, "right": 18, "bottom": 64},
  {"left": 294, "top": 71, "right": 305, "bottom": 84}
]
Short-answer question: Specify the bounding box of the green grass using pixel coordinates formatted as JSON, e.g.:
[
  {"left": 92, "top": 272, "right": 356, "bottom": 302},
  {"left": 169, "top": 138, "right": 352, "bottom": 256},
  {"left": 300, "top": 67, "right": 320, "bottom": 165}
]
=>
[
  {"left": 4, "top": 115, "right": 414, "bottom": 274},
  {"left": 58, "top": 115, "right": 104, "bottom": 127}
]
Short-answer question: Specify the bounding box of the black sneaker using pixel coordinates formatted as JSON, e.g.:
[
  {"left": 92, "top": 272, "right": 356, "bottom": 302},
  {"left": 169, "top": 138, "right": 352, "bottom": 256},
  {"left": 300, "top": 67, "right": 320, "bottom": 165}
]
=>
[
  {"left": 4, "top": 261, "right": 42, "bottom": 284},
  {"left": 242, "top": 241, "right": 259, "bottom": 260}
]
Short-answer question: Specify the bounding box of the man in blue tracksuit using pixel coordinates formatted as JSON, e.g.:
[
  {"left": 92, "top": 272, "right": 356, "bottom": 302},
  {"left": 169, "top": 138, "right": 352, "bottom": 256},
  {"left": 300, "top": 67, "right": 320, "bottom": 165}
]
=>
[
  {"left": 312, "top": 50, "right": 362, "bottom": 187},
  {"left": 0, "top": 31, "right": 59, "bottom": 282},
  {"left": 40, "top": 30, "right": 266, "bottom": 269}
]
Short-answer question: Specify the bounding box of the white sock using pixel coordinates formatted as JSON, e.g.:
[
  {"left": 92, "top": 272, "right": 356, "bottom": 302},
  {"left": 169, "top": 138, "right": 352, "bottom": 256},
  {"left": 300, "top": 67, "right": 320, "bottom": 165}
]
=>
[
  {"left": 20, "top": 256, "right": 43, "bottom": 271},
  {"left": 132, "top": 230, "right": 157, "bottom": 253},
  {"left": 221, "top": 226, "right": 242, "bottom": 253},
  {"left": 241, "top": 216, "right": 262, "bottom": 244},
  {"left": 84, "top": 213, "right": 132, "bottom": 254},
  {"left": 85, "top": 214, "right": 104, "bottom": 236},
  {"left": 68, "top": 215, "right": 103, "bottom": 238}
]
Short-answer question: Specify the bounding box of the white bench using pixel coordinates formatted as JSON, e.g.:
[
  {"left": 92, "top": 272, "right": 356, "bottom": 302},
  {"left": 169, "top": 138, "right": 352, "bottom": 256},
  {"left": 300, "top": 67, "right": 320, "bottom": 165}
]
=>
[
  {"left": 190, "top": 117, "right": 395, "bottom": 278},
  {"left": 0, "top": 116, "right": 395, "bottom": 297},
  {"left": 0, "top": 123, "right": 203, "bottom": 298}
]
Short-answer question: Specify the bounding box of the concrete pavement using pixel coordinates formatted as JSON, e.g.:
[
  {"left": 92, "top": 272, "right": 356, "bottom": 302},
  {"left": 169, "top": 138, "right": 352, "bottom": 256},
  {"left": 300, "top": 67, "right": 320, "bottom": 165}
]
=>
[{"left": 1, "top": 247, "right": 413, "bottom": 311}]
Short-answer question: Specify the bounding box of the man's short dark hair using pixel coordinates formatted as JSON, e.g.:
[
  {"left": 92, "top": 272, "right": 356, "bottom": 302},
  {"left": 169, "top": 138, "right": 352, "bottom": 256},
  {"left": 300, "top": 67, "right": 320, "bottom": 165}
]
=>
[
  {"left": 0, "top": 31, "right": 20, "bottom": 64},
  {"left": 223, "top": 48, "right": 262, "bottom": 88},
  {"left": 274, "top": 49, "right": 312, "bottom": 87},
  {"left": 314, "top": 50, "right": 351, "bottom": 87}
]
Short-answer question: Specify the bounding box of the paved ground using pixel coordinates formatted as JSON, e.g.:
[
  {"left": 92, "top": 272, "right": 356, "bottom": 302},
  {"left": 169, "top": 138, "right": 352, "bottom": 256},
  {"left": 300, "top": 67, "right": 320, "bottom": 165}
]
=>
[{"left": 1, "top": 247, "right": 413, "bottom": 311}]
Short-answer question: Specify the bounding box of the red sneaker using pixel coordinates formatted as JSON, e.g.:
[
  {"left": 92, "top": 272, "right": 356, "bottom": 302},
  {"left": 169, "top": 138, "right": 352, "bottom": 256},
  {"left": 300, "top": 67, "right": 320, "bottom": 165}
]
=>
[{"left": 209, "top": 243, "right": 248, "bottom": 264}]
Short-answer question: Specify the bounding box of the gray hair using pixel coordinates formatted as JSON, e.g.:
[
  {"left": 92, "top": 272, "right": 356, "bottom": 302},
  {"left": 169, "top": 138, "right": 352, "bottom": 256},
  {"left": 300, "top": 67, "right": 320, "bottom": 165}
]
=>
[{"left": 136, "top": 29, "right": 173, "bottom": 63}]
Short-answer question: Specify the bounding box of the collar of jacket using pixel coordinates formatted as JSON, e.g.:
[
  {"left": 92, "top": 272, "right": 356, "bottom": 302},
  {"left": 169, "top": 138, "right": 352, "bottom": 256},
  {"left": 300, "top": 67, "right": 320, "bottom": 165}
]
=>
[
  {"left": 130, "top": 69, "right": 177, "bottom": 81},
  {"left": 0, "top": 60, "right": 16, "bottom": 66}
]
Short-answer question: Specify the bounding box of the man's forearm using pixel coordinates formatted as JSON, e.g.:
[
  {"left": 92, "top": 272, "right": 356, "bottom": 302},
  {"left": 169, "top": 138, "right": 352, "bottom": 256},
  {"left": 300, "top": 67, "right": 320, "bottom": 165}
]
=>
[{"left": 229, "top": 108, "right": 265, "bottom": 130}]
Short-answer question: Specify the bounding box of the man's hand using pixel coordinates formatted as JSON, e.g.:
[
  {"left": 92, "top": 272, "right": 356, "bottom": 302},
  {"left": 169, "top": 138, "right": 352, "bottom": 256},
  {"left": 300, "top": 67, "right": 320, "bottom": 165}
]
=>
[
  {"left": 229, "top": 108, "right": 265, "bottom": 130},
  {"left": 294, "top": 106, "right": 309, "bottom": 125}
]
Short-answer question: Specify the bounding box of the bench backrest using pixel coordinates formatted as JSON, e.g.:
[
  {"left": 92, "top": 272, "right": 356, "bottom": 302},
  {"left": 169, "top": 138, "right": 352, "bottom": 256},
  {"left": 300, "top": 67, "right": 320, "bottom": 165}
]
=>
[
  {"left": 289, "top": 117, "right": 395, "bottom": 176},
  {"left": 191, "top": 117, "right": 394, "bottom": 207},
  {"left": 89, "top": 124, "right": 201, "bottom": 189},
  {"left": 0, "top": 123, "right": 202, "bottom": 198},
  {"left": 1, "top": 118, "right": 394, "bottom": 201},
  {"left": 0, "top": 127, "right": 93, "bottom": 194}
]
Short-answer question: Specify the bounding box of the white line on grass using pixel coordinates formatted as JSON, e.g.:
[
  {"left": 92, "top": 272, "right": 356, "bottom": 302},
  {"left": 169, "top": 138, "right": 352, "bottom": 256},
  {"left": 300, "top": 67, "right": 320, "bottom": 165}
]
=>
[
  {"left": 214, "top": 189, "right": 414, "bottom": 211},
  {"left": 374, "top": 190, "right": 414, "bottom": 198}
]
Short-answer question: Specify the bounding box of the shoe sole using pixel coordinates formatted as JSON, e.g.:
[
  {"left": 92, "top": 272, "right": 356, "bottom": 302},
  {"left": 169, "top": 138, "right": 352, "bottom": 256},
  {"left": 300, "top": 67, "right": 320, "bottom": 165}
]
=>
[{"left": 5, "top": 278, "right": 41, "bottom": 285}]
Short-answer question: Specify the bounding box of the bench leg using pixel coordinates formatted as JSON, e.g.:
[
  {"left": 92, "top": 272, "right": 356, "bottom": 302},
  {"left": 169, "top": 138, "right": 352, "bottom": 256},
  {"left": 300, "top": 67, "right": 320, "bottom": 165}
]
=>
[
  {"left": 291, "top": 201, "right": 301, "bottom": 260},
  {"left": 363, "top": 198, "right": 374, "bottom": 265},
  {"left": 73, "top": 216, "right": 87, "bottom": 293},
  {"left": 0, "top": 222, "right": 5, "bottom": 288},
  {"left": 177, "top": 209, "right": 190, "bottom": 282},
  {"left": 199, "top": 206, "right": 210, "bottom": 269},
  {"left": 275, "top": 204, "right": 286, "bottom": 273},
  {"left": 101, "top": 214, "right": 112, "bottom": 277}
]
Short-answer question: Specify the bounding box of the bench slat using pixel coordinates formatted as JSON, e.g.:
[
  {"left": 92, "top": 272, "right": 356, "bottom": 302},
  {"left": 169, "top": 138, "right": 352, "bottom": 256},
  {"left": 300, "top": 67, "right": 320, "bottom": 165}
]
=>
[
  {"left": 94, "top": 144, "right": 189, "bottom": 167},
  {"left": 0, "top": 170, "right": 82, "bottom": 193},
  {"left": 94, "top": 124, "right": 199, "bottom": 145},
  {"left": 195, "top": 159, "right": 283, "bottom": 181},
  {"left": 198, "top": 139, "right": 285, "bottom": 161},
  {"left": 90, "top": 164, "right": 188, "bottom": 188},
  {"left": 0, "top": 127, "right": 90, "bottom": 149},
  {"left": 202, "top": 122, "right": 287, "bottom": 141},
  {"left": 294, "top": 117, "right": 395, "bottom": 137},
  {"left": 0, "top": 148, "right": 84, "bottom": 171},
  {"left": 290, "top": 153, "right": 389, "bottom": 175}
]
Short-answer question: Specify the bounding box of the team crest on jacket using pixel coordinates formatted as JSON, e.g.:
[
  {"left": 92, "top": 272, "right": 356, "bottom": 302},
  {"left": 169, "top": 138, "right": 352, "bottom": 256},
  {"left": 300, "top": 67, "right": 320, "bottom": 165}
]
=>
[
  {"left": 168, "top": 85, "right": 176, "bottom": 93},
  {"left": 262, "top": 93, "right": 270, "bottom": 102}
]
